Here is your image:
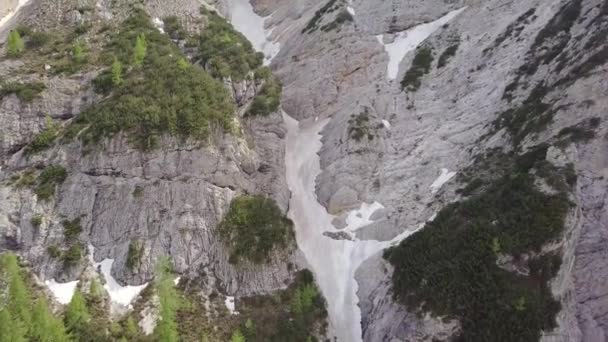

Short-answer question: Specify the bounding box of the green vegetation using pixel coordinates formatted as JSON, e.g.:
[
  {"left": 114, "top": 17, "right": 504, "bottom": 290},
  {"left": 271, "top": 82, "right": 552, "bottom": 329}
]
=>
[
  {"left": 231, "top": 329, "right": 246, "bottom": 342},
  {"left": 493, "top": 86, "right": 553, "bottom": 146},
  {"left": 62, "top": 218, "right": 82, "bottom": 240},
  {"left": 30, "top": 215, "right": 43, "bottom": 227},
  {"left": 62, "top": 244, "right": 84, "bottom": 267},
  {"left": 25, "top": 116, "right": 60, "bottom": 154},
  {"left": 302, "top": 0, "right": 341, "bottom": 34},
  {"left": 73, "top": 10, "right": 235, "bottom": 150},
  {"left": 235, "top": 270, "right": 327, "bottom": 342},
  {"left": 0, "top": 253, "right": 70, "bottom": 341},
  {"left": 385, "top": 147, "right": 573, "bottom": 341},
  {"left": 72, "top": 41, "right": 86, "bottom": 64},
  {"left": 111, "top": 58, "right": 123, "bottom": 86},
  {"left": 219, "top": 195, "right": 294, "bottom": 264},
  {"left": 247, "top": 73, "right": 282, "bottom": 116},
  {"left": 7, "top": 30, "right": 25, "bottom": 57},
  {"left": 35, "top": 165, "right": 67, "bottom": 201},
  {"left": 0, "top": 81, "right": 46, "bottom": 103},
  {"left": 154, "top": 257, "right": 180, "bottom": 342},
  {"left": 133, "top": 33, "right": 147, "bottom": 66},
  {"left": 437, "top": 43, "right": 459, "bottom": 68},
  {"left": 198, "top": 8, "right": 263, "bottom": 80},
  {"left": 557, "top": 117, "right": 600, "bottom": 146},
  {"left": 64, "top": 290, "right": 91, "bottom": 338},
  {"left": 401, "top": 47, "right": 433, "bottom": 91},
  {"left": 163, "top": 16, "right": 186, "bottom": 40},
  {"left": 34, "top": 165, "right": 67, "bottom": 201},
  {"left": 126, "top": 240, "right": 143, "bottom": 271},
  {"left": 347, "top": 108, "right": 375, "bottom": 141}
]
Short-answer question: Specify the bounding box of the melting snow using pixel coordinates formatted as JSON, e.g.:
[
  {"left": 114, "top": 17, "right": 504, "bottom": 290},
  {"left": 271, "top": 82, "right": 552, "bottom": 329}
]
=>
[
  {"left": 44, "top": 279, "right": 79, "bottom": 305},
  {"left": 430, "top": 168, "right": 457, "bottom": 193},
  {"left": 227, "top": 0, "right": 280, "bottom": 64},
  {"left": 88, "top": 244, "right": 147, "bottom": 307},
  {"left": 225, "top": 296, "right": 238, "bottom": 315},
  {"left": 376, "top": 7, "right": 466, "bottom": 80},
  {"left": 343, "top": 201, "right": 384, "bottom": 233},
  {"left": 284, "top": 112, "right": 420, "bottom": 342},
  {"left": 382, "top": 119, "right": 391, "bottom": 129},
  {"left": 346, "top": 6, "right": 356, "bottom": 16},
  {"left": 0, "top": 0, "right": 31, "bottom": 29},
  {"left": 152, "top": 17, "right": 165, "bottom": 33}
]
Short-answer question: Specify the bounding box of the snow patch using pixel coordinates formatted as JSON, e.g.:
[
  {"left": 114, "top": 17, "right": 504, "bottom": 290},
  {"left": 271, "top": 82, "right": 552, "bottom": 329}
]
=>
[
  {"left": 0, "top": 0, "right": 31, "bottom": 29},
  {"left": 284, "top": 112, "right": 421, "bottom": 342},
  {"left": 227, "top": 0, "right": 280, "bottom": 64},
  {"left": 44, "top": 279, "right": 79, "bottom": 305},
  {"left": 97, "top": 259, "right": 147, "bottom": 306},
  {"left": 346, "top": 6, "right": 356, "bottom": 16},
  {"left": 382, "top": 119, "right": 391, "bottom": 129},
  {"left": 430, "top": 168, "right": 457, "bottom": 193},
  {"left": 152, "top": 17, "right": 165, "bottom": 34},
  {"left": 343, "top": 201, "right": 384, "bottom": 232},
  {"left": 173, "top": 276, "right": 181, "bottom": 286},
  {"left": 225, "top": 296, "right": 238, "bottom": 315},
  {"left": 376, "top": 7, "right": 466, "bottom": 80}
]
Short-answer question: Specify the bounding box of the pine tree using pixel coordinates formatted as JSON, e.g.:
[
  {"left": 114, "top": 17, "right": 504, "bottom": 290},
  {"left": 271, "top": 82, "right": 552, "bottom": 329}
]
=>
[
  {"left": 7, "top": 30, "right": 25, "bottom": 57},
  {"left": 123, "top": 315, "right": 139, "bottom": 340},
  {"left": 177, "top": 57, "right": 189, "bottom": 71},
  {"left": 31, "top": 298, "right": 70, "bottom": 342},
  {"left": 65, "top": 289, "right": 91, "bottom": 333},
  {"left": 89, "top": 278, "right": 103, "bottom": 299},
  {"left": 0, "top": 254, "right": 32, "bottom": 327},
  {"left": 231, "top": 329, "right": 246, "bottom": 342},
  {"left": 153, "top": 257, "right": 179, "bottom": 342},
  {"left": 134, "top": 33, "right": 147, "bottom": 66},
  {"left": 111, "top": 58, "right": 123, "bottom": 86},
  {"left": 0, "top": 309, "right": 27, "bottom": 342}
]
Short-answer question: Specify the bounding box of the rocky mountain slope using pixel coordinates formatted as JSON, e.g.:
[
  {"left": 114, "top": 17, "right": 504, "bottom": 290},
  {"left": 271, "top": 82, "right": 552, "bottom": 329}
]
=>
[{"left": 1, "top": 0, "right": 607, "bottom": 341}]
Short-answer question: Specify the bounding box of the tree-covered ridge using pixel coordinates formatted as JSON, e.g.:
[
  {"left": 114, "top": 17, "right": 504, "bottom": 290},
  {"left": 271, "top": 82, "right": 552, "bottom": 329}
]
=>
[
  {"left": 71, "top": 10, "right": 235, "bottom": 150},
  {"left": 385, "top": 147, "right": 573, "bottom": 341}
]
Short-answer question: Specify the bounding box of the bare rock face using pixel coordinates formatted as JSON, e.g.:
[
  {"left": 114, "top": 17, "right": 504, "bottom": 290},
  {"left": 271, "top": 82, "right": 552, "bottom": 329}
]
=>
[
  {"left": 0, "top": 0, "right": 294, "bottom": 299},
  {"left": 0, "top": 0, "right": 19, "bottom": 19}
]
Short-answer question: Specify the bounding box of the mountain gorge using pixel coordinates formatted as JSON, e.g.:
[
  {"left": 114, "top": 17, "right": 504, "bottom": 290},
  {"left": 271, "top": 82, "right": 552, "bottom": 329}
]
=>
[{"left": 0, "top": 0, "right": 607, "bottom": 341}]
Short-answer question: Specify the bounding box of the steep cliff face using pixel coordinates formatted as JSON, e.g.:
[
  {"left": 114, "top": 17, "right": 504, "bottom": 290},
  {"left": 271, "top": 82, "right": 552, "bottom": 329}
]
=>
[
  {"left": 0, "top": 0, "right": 294, "bottom": 302},
  {"left": 1, "top": 0, "right": 607, "bottom": 340}
]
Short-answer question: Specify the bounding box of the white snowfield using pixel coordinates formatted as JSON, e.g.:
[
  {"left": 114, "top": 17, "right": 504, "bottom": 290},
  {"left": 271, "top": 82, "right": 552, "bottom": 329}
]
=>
[
  {"left": 44, "top": 279, "right": 79, "bottom": 305},
  {"left": 227, "top": 0, "right": 280, "bottom": 64},
  {"left": 88, "top": 244, "right": 148, "bottom": 307},
  {"left": 284, "top": 113, "right": 420, "bottom": 342},
  {"left": 430, "top": 168, "right": 457, "bottom": 193},
  {"left": 376, "top": 7, "right": 466, "bottom": 80},
  {"left": 225, "top": 296, "right": 238, "bottom": 315},
  {"left": 0, "top": 0, "right": 31, "bottom": 29}
]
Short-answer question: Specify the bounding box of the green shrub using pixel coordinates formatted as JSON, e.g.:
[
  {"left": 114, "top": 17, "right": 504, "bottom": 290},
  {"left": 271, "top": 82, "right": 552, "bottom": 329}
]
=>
[
  {"left": 25, "top": 116, "right": 60, "bottom": 154},
  {"left": 7, "top": 30, "right": 25, "bottom": 57},
  {"left": 47, "top": 245, "right": 62, "bottom": 258},
  {"left": 0, "top": 81, "right": 46, "bottom": 103},
  {"left": 401, "top": 47, "right": 433, "bottom": 91},
  {"left": 62, "top": 218, "right": 82, "bottom": 240},
  {"left": 30, "top": 215, "right": 43, "bottom": 227},
  {"left": 126, "top": 241, "right": 143, "bottom": 270},
  {"left": 198, "top": 9, "right": 263, "bottom": 80},
  {"left": 347, "top": 108, "right": 375, "bottom": 141},
  {"left": 74, "top": 10, "right": 235, "bottom": 150},
  {"left": 437, "top": 43, "right": 459, "bottom": 68},
  {"left": 62, "top": 244, "right": 83, "bottom": 267},
  {"left": 27, "top": 31, "right": 53, "bottom": 48},
  {"left": 219, "top": 195, "right": 294, "bottom": 264},
  {"left": 35, "top": 165, "right": 67, "bottom": 201},
  {"left": 163, "top": 16, "right": 186, "bottom": 40},
  {"left": 246, "top": 77, "right": 282, "bottom": 116},
  {"left": 15, "top": 171, "right": 36, "bottom": 188}
]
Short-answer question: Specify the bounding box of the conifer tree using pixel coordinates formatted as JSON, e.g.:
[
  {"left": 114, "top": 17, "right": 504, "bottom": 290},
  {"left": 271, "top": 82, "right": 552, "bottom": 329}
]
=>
[
  {"left": 7, "top": 30, "right": 25, "bottom": 57},
  {"left": 65, "top": 289, "right": 91, "bottom": 334},
  {"left": 0, "top": 254, "right": 32, "bottom": 327},
  {"left": 31, "top": 298, "right": 70, "bottom": 342},
  {"left": 231, "top": 329, "right": 246, "bottom": 342},
  {"left": 111, "top": 58, "right": 123, "bottom": 86},
  {"left": 72, "top": 42, "right": 85, "bottom": 64},
  {"left": 0, "top": 309, "right": 27, "bottom": 342},
  {"left": 134, "top": 33, "right": 147, "bottom": 66}
]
